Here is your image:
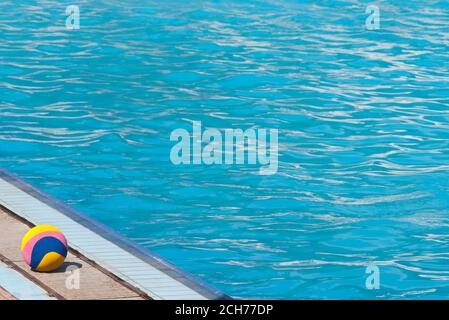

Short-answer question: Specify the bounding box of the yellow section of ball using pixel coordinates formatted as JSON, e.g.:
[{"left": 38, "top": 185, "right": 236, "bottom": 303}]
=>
[{"left": 35, "top": 252, "right": 66, "bottom": 272}]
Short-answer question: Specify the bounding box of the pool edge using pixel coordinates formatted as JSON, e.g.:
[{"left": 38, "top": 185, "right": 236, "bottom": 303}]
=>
[{"left": 0, "top": 168, "right": 231, "bottom": 300}]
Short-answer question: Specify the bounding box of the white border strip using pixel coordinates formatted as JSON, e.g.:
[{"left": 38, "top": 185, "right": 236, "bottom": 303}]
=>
[
  {"left": 0, "top": 176, "right": 208, "bottom": 300},
  {"left": 0, "top": 261, "right": 53, "bottom": 300}
]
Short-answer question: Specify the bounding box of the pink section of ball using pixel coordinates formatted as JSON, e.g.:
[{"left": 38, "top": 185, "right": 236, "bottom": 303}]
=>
[{"left": 21, "top": 231, "right": 68, "bottom": 265}]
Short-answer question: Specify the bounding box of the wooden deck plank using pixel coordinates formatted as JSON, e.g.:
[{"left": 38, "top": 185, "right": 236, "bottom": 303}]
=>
[{"left": 0, "top": 286, "right": 16, "bottom": 300}]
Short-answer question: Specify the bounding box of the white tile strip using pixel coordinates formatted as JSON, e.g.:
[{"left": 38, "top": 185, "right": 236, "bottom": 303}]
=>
[
  {"left": 0, "top": 176, "right": 212, "bottom": 300},
  {"left": 0, "top": 261, "right": 53, "bottom": 300}
]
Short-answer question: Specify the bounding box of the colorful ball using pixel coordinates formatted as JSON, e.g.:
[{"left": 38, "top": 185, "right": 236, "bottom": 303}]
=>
[{"left": 21, "top": 225, "right": 68, "bottom": 272}]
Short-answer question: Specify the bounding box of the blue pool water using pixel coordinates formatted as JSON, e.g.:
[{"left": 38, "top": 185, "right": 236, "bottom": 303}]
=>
[{"left": 1, "top": 0, "right": 449, "bottom": 299}]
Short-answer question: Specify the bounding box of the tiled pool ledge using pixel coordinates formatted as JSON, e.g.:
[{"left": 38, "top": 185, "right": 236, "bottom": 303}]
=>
[
  {"left": 0, "top": 169, "right": 229, "bottom": 300},
  {"left": 0, "top": 261, "right": 53, "bottom": 300}
]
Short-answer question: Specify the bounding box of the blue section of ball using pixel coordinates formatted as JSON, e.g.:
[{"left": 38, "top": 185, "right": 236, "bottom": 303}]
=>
[{"left": 30, "top": 237, "right": 68, "bottom": 269}]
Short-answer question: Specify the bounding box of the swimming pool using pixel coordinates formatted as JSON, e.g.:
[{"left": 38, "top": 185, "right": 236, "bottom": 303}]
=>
[{"left": 1, "top": 0, "right": 449, "bottom": 299}]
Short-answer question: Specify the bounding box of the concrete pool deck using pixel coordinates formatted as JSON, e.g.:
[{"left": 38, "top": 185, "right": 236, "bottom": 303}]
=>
[{"left": 0, "top": 169, "right": 228, "bottom": 300}]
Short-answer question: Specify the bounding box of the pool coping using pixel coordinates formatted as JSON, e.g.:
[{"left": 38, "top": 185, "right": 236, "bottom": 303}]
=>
[
  {"left": 0, "top": 168, "right": 230, "bottom": 300},
  {"left": 0, "top": 259, "right": 54, "bottom": 300}
]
